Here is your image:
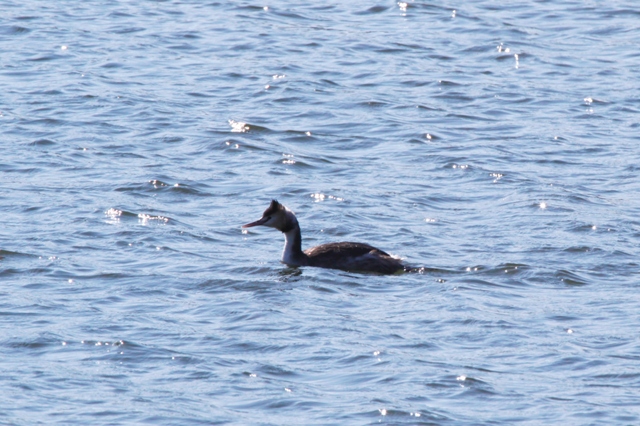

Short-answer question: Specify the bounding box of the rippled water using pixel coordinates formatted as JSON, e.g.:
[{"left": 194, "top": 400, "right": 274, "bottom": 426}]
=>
[{"left": 2, "top": 1, "right": 640, "bottom": 424}]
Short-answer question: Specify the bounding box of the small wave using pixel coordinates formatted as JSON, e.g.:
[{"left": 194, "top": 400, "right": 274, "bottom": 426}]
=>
[
  {"left": 104, "top": 208, "right": 171, "bottom": 224},
  {"left": 556, "top": 269, "right": 591, "bottom": 286}
]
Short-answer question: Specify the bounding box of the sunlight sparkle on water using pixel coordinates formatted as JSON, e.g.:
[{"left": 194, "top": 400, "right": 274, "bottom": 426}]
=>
[
  {"left": 229, "top": 119, "right": 249, "bottom": 132},
  {"left": 105, "top": 208, "right": 122, "bottom": 217},
  {"left": 282, "top": 153, "right": 295, "bottom": 165},
  {"left": 138, "top": 213, "right": 169, "bottom": 224},
  {"left": 497, "top": 43, "right": 510, "bottom": 53},
  {"left": 105, "top": 208, "right": 123, "bottom": 224},
  {"left": 311, "top": 193, "right": 344, "bottom": 202}
]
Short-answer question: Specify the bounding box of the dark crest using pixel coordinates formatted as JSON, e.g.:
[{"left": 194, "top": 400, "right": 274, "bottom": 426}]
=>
[{"left": 263, "top": 199, "right": 283, "bottom": 217}]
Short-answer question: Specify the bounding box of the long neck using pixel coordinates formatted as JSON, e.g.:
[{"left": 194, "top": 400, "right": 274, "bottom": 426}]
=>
[{"left": 281, "top": 214, "right": 309, "bottom": 266}]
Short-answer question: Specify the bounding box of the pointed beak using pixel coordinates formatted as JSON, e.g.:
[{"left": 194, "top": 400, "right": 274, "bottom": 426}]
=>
[{"left": 242, "top": 216, "right": 269, "bottom": 228}]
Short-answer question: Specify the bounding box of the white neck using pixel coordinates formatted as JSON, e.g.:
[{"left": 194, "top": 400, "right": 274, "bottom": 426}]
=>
[
  {"left": 279, "top": 215, "right": 309, "bottom": 267},
  {"left": 282, "top": 228, "right": 301, "bottom": 265}
]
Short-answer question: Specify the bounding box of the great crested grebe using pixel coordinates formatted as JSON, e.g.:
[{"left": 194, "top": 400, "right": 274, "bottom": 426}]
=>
[{"left": 242, "top": 200, "right": 407, "bottom": 274}]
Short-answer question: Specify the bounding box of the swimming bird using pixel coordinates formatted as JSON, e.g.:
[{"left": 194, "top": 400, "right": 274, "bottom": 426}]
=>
[{"left": 242, "top": 200, "right": 406, "bottom": 274}]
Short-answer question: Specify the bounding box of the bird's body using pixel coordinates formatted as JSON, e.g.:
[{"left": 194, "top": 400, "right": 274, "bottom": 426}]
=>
[{"left": 243, "top": 200, "right": 406, "bottom": 274}]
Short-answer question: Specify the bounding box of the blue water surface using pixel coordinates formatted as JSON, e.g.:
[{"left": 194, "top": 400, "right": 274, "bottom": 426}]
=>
[{"left": 1, "top": 1, "right": 640, "bottom": 424}]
